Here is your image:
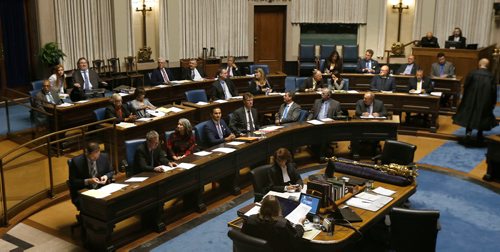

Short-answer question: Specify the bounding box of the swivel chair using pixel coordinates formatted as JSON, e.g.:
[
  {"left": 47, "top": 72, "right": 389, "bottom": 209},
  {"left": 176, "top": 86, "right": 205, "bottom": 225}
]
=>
[
  {"left": 298, "top": 110, "right": 309, "bottom": 122},
  {"left": 248, "top": 64, "right": 270, "bottom": 75},
  {"left": 93, "top": 107, "right": 107, "bottom": 121},
  {"left": 250, "top": 164, "right": 272, "bottom": 202},
  {"left": 227, "top": 229, "right": 272, "bottom": 252},
  {"left": 185, "top": 89, "right": 208, "bottom": 103},
  {"left": 297, "top": 44, "right": 317, "bottom": 76},
  {"left": 372, "top": 139, "right": 417, "bottom": 166},
  {"left": 124, "top": 139, "right": 146, "bottom": 177}
]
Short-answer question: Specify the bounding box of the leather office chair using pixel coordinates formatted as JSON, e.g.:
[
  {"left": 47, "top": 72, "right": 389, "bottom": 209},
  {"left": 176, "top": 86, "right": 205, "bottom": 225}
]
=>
[
  {"left": 124, "top": 139, "right": 146, "bottom": 177},
  {"left": 93, "top": 107, "right": 107, "bottom": 121},
  {"left": 227, "top": 229, "right": 272, "bottom": 252},
  {"left": 297, "top": 44, "right": 317, "bottom": 76},
  {"left": 250, "top": 164, "right": 272, "bottom": 202},
  {"left": 284, "top": 77, "right": 296, "bottom": 92},
  {"left": 298, "top": 109, "right": 309, "bottom": 122},
  {"left": 194, "top": 121, "right": 209, "bottom": 149},
  {"left": 295, "top": 77, "right": 307, "bottom": 92},
  {"left": 124, "top": 56, "right": 144, "bottom": 87},
  {"left": 372, "top": 139, "right": 417, "bottom": 166},
  {"left": 185, "top": 89, "right": 208, "bottom": 103},
  {"left": 389, "top": 207, "right": 441, "bottom": 252},
  {"left": 66, "top": 159, "right": 83, "bottom": 237},
  {"left": 31, "top": 80, "right": 44, "bottom": 91},
  {"left": 107, "top": 57, "right": 129, "bottom": 88},
  {"left": 342, "top": 45, "right": 359, "bottom": 73},
  {"left": 92, "top": 59, "right": 113, "bottom": 84},
  {"left": 319, "top": 44, "right": 337, "bottom": 72},
  {"left": 248, "top": 64, "right": 270, "bottom": 75}
]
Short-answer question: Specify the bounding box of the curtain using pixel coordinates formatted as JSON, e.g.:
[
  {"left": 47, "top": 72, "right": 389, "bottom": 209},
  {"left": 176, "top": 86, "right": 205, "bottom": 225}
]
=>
[
  {"left": 54, "top": 0, "right": 115, "bottom": 70},
  {"left": 180, "top": 0, "right": 248, "bottom": 58},
  {"left": 158, "top": 0, "right": 170, "bottom": 59},
  {"left": 433, "top": 0, "right": 493, "bottom": 47},
  {"left": 291, "top": 0, "right": 368, "bottom": 24}
]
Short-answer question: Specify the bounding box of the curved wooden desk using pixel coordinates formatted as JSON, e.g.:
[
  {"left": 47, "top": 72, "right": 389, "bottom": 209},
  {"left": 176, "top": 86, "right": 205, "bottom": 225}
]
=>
[{"left": 79, "top": 118, "right": 399, "bottom": 251}]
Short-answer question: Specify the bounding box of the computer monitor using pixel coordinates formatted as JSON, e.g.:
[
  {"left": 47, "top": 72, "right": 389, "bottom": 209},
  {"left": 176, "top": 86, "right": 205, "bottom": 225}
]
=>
[
  {"left": 466, "top": 44, "right": 478, "bottom": 50},
  {"left": 275, "top": 196, "right": 300, "bottom": 216},
  {"left": 299, "top": 193, "right": 322, "bottom": 215},
  {"left": 445, "top": 40, "right": 464, "bottom": 49}
]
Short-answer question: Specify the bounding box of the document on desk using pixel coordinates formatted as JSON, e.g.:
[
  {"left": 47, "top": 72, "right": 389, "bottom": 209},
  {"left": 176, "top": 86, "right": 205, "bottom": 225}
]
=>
[
  {"left": 372, "top": 187, "right": 396, "bottom": 196},
  {"left": 57, "top": 103, "right": 74, "bottom": 107},
  {"left": 116, "top": 122, "right": 136, "bottom": 128},
  {"left": 360, "top": 115, "right": 386, "bottom": 119},
  {"left": 196, "top": 101, "right": 209, "bottom": 105},
  {"left": 346, "top": 192, "right": 393, "bottom": 211},
  {"left": 213, "top": 99, "right": 228, "bottom": 103},
  {"left": 136, "top": 117, "right": 154, "bottom": 122},
  {"left": 159, "top": 165, "right": 175, "bottom": 172},
  {"left": 146, "top": 109, "right": 166, "bottom": 117},
  {"left": 156, "top": 84, "right": 168, "bottom": 88},
  {"left": 244, "top": 205, "right": 261, "bottom": 217},
  {"left": 226, "top": 141, "right": 245, "bottom": 146},
  {"left": 118, "top": 93, "right": 130, "bottom": 97},
  {"left": 286, "top": 203, "right": 311, "bottom": 225},
  {"left": 194, "top": 150, "right": 212, "bottom": 156},
  {"left": 170, "top": 80, "right": 191, "bottom": 84},
  {"left": 265, "top": 191, "right": 301, "bottom": 201},
  {"left": 125, "top": 177, "right": 148, "bottom": 183},
  {"left": 98, "top": 183, "right": 128, "bottom": 194},
  {"left": 260, "top": 125, "right": 284, "bottom": 132},
  {"left": 177, "top": 162, "right": 196, "bottom": 170},
  {"left": 347, "top": 90, "right": 359, "bottom": 93},
  {"left": 213, "top": 147, "right": 236, "bottom": 153},
  {"left": 74, "top": 100, "right": 90, "bottom": 103},
  {"left": 302, "top": 224, "right": 322, "bottom": 240},
  {"left": 307, "top": 119, "right": 324, "bottom": 125},
  {"left": 81, "top": 189, "right": 110, "bottom": 199},
  {"left": 231, "top": 96, "right": 243, "bottom": 99},
  {"left": 320, "top": 118, "right": 334, "bottom": 122},
  {"left": 430, "top": 91, "right": 442, "bottom": 97}
]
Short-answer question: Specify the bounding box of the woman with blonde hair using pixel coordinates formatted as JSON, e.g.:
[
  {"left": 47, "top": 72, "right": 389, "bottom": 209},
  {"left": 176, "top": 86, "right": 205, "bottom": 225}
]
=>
[
  {"left": 249, "top": 68, "right": 272, "bottom": 95},
  {"left": 48, "top": 64, "right": 66, "bottom": 94}
]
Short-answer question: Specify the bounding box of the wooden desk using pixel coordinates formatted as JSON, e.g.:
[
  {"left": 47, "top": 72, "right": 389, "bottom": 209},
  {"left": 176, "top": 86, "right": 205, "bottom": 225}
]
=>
[
  {"left": 228, "top": 175, "right": 416, "bottom": 251},
  {"left": 79, "top": 118, "right": 399, "bottom": 251}
]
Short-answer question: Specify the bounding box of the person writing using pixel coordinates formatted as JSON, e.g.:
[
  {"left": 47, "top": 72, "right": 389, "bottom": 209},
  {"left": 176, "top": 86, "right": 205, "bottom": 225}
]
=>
[
  {"left": 134, "top": 130, "right": 177, "bottom": 174},
  {"left": 166, "top": 118, "right": 197, "bottom": 161},
  {"left": 129, "top": 88, "right": 156, "bottom": 118},
  {"left": 355, "top": 92, "right": 387, "bottom": 118},
  {"left": 266, "top": 148, "right": 303, "bottom": 193}
]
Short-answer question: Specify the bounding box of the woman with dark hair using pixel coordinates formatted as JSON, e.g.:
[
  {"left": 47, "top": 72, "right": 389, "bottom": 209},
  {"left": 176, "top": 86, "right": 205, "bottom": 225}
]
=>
[
  {"left": 448, "top": 27, "right": 466, "bottom": 48},
  {"left": 266, "top": 148, "right": 303, "bottom": 193},
  {"left": 130, "top": 87, "right": 156, "bottom": 118},
  {"left": 166, "top": 118, "right": 197, "bottom": 160},
  {"left": 48, "top": 64, "right": 67, "bottom": 94},
  {"left": 242, "top": 195, "right": 305, "bottom": 252},
  {"left": 249, "top": 68, "right": 272, "bottom": 95},
  {"left": 323, "top": 50, "right": 343, "bottom": 74},
  {"left": 330, "top": 71, "right": 346, "bottom": 91}
]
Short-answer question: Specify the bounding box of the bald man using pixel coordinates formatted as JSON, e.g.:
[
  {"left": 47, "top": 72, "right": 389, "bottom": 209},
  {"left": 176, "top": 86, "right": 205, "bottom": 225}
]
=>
[
  {"left": 453, "top": 58, "right": 497, "bottom": 141},
  {"left": 420, "top": 32, "right": 440, "bottom": 48},
  {"left": 370, "top": 65, "right": 396, "bottom": 91}
]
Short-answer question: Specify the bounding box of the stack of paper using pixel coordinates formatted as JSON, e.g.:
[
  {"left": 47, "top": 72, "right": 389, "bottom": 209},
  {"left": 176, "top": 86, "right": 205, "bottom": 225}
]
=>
[
  {"left": 124, "top": 177, "right": 148, "bottom": 183},
  {"left": 74, "top": 100, "right": 90, "bottom": 103},
  {"left": 116, "top": 122, "right": 136, "bottom": 128},
  {"left": 346, "top": 191, "right": 393, "bottom": 212},
  {"left": 259, "top": 126, "right": 284, "bottom": 133},
  {"left": 136, "top": 117, "right": 154, "bottom": 122},
  {"left": 196, "top": 101, "right": 209, "bottom": 105},
  {"left": 194, "top": 151, "right": 212, "bottom": 156},
  {"left": 307, "top": 120, "right": 324, "bottom": 125},
  {"left": 213, "top": 147, "right": 236, "bottom": 153},
  {"left": 226, "top": 141, "right": 245, "bottom": 146},
  {"left": 177, "top": 163, "right": 196, "bottom": 169},
  {"left": 213, "top": 99, "right": 228, "bottom": 103},
  {"left": 159, "top": 165, "right": 175, "bottom": 172},
  {"left": 156, "top": 84, "right": 168, "bottom": 88},
  {"left": 146, "top": 109, "right": 166, "bottom": 117},
  {"left": 57, "top": 103, "right": 74, "bottom": 107}
]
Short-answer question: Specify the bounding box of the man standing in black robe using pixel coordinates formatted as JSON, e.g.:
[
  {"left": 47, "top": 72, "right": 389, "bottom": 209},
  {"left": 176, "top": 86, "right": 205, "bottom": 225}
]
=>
[{"left": 453, "top": 58, "right": 497, "bottom": 142}]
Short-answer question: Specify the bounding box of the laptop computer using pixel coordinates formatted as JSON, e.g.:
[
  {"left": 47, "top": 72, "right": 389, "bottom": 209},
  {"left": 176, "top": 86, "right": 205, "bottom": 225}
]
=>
[{"left": 298, "top": 193, "right": 322, "bottom": 216}]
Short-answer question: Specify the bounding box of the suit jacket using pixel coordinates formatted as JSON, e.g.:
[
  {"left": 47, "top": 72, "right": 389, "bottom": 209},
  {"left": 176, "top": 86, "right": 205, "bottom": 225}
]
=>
[
  {"left": 355, "top": 99, "right": 387, "bottom": 117},
  {"left": 301, "top": 77, "right": 326, "bottom": 92},
  {"left": 307, "top": 98, "right": 342, "bottom": 120},
  {"left": 68, "top": 153, "right": 114, "bottom": 207},
  {"left": 204, "top": 119, "right": 233, "bottom": 147},
  {"left": 221, "top": 64, "right": 242, "bottom": 77},
  {"left": 249, "top": 79, "right": 271, "bottom": 95},
  {"left": 242, "top": 215, "right": 304, "bottom": 252},
  {"left": 72, "top": 68, "right": 103, "bottom": 89},
  {"left": 356, "top": 59, "right": 380, "bottom": 74},
  {"left": 447, "top": 36, "right": 466, "bottom": 48},
  {"left": 431, "top": 62, "right": 455, "bottom": 77},
  {"left": 229, "top": 107, "right": 259, "bottom": 135},
  {"left": 34, "top": 89, "right": 62, "bottom": 109},
  {"left": 210, "top": 79, "right": 238, "bottom": 100},
  {"left": 266, "top": 163, "right": 303, "bottom": 193},
  {"left": 105, "top": 104, "right": 132, "bottom": 123},
  {"left": 276, "top": 102, "right": 301, "bottom": 123},
  {"left": 133, "top": 142, "right": 170, "bottom": 174},
  {"left": 396, "top": 63, "right": 420, "bottom": 75},
  {"left": 150, "top": 67, "right": 174, "bottom": 85},
  {"left": 370, "top": 75, "right": 396, "bottom": 91},
  {"left": 420, "top": 36, "right": 440, "bottom": 48},
  {"left": 181, "top": 67, "right": 205, "bottom": 80},
  {"left": 409, "top": 76, "right": 433, "bottom": 93},
  {"left": 323, "top": 59, "right": 343, "bottom": 73}
]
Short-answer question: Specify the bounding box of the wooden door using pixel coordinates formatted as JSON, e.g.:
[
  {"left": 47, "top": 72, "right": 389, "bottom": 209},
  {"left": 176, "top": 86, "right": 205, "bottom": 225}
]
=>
[{"left": 254, "top": 6, "right": 286, "bottom": 73}]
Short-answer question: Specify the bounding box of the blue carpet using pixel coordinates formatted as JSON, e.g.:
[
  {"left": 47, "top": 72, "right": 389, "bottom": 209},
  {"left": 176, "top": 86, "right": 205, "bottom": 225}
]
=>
[
  {"left": 411, "top": 170, "right": 500, "bottom": 252},
  {"left": 0, "top": 104, "right": 32, "bottom": 135},
  {"left": 494, "top": 106, "right": 500, "bottom": 117},
  {"left": 417, "top": 141, "right": 487, "bottom": 173}
]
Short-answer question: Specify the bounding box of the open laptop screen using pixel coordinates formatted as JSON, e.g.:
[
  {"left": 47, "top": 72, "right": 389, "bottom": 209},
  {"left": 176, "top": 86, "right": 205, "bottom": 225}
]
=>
[{"left": 299, "top": 193, "right": 322, "bottom": 215}]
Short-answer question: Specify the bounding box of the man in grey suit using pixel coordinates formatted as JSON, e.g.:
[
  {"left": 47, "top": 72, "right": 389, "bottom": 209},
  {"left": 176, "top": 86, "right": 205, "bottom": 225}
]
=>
[
  {"left": 396, "top": 55, "right": 420, "bottom": 75},
  {"left": 370, "top": 65, "right": 396, "bottom": 92},
  {"left": 355, "top": 92, "right": 387, "bottom": 117},
  {"left": 33, "top": 80, "right": 62, "bottom": 127},
  {"left": 307, "top": 88, "right": 342, "bottom": 120},
  {"left": 431, "top": 52, "right": 455, "bottom": 78},
  {"left": 275, "top": 91, "right": 301, "bottom": 124},
  {"left": 230, "top": 92, "right": 259, "bottom": 135}
]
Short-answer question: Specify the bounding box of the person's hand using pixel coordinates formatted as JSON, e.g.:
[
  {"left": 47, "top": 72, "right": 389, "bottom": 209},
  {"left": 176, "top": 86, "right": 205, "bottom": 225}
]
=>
[
  {"left": 126, "top": 114, "right": 137, "bottom": 122},
  {"left": 225, "top": 133, "right": 236, "bottom": 141},
  {"left": 153, "top": 166, "right": 164, "bottom": 172},
  {"left": 275, "top": 119, "right": 280, "bottom": 125},
  {"left": 362, "top": 112, "right": 369, "bottom": 116},
  {"left": 74, "top": 83, "right": 81, "bottom": 88},
  {"left": 373, "top": 112, "right": 380, "bottom": 117},
  {"left": 299, "top": 216, "right": 306, "bottom": 225},
  {"left": 169, "top": 162, "right": 177, "bottom": 167},
  {"left": 99, "top": 175, "right": 108, "bottom": 184},
  {"left": 87, "top": 177, "right": 101, "bottom": 185},
  {"left": 172, "top": 155, "right": 180, "bottom": 161},
  {"left": 409, "top": 89, "right": 415, "bottom": 93}
]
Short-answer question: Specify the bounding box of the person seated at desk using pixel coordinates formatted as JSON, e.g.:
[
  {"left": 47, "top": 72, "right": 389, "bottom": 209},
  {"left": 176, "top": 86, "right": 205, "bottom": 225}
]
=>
[
  {"left": 230, "top": 92, "right": 259, "bottom": 136},
  {"left": 68, "top": 142, "right": 114, "bottom": 209},
  {"left": 356, "top": 49, "right": 380, "bottom": 74},
  {"left": 150, "top": 57, "right": 174, "bottom": 85},
  {"left": 48, "top": 64, "right": 67, "bottom": 94},
  {"left": 182, "top": 59, "right": 205, "bottom": 81},
  {"left": 301, "top": 69, "right": 326, "bottom": 92},
  {"left": 275, "top": 91, "right": 301, "bottom": 125},
  {"left": 70, "top": 57, "right": 107, "bottom": 101},
  {"left": 323, "top": 50, "right": 343, "bottom": 74},
  {"left": 329, "top": 71, "right": 346, "bottom": 91},
  {"left": 409, "top": 69, "right": 433, "bottom": 94},
  {"left": 396, "top": 55, "right": 420, "bottom": 75},
  {"left": 242, "top": 195, "right": 305, "bottom": 252},
  {"left": 105, "top": 93, "right": 137, "bottom": 123},
  {"left": 420, "top": 31, "right": 440, "bottom": 48},
  {"left": 355, "top": 92, "right": 387, "bottom": 118},
  {"left": 134, "top": 130, "right": 177, "bottom": 173},
  {"left": 448, "top": 27, "right": 466, "bottom": 49},
  {"left": 210, "top": 68, "right": 238, "bottom": 100},
  {"left": 249, "top": 68, "right": 272, "bottom": 95},
  {"left": 33, "top": 80, "right": 62, "bottom": 127},
  {"left": 204, "top": 107, "right": 236, "bottom": 147},
  {"left": 222, "top": 56, "right": 241, "bottom": 77},
  {"left": 370, "top": 65, "right": 396, "bottom": 92},
  {"left": 129, "top": 87, "right": 156, "bottom": 118},
  {"left": 266, "top": 148, "right": 303, "bottom": 193},
  {"left": 166, "top": 118, "right": 197, "bottom": 161},
  {"left": 431, "top": 52, "right": 456, "bottom": 78},
  {"left": 307, "top": 88, "right": 342, "bottom": 120}
]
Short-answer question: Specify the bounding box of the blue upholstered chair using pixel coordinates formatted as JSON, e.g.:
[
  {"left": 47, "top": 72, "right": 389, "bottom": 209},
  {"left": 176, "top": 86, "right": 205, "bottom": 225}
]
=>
[
  {"left": 248, "top": 64, "right": 270, "bottom": 75},
  {"left": 31, "top": 80, "right": 44, "bottom": 91},
  {"left": 185, "top": 89, "right": 208, "bottom": 103},
  {"left": 93, "top": 107, "right": 107, "bottom": 121},
  {"left": 284, "top": 77, "right": 297, "bottom": 92},
  {"left": 297, "top": 44, "right": 317, "bottom": 76},
  {"left": 319, "top": 44, "right": 336, "bottom": 62},
  {"left": 295, "top": 77, "right": 308, "bottom": 92},
  {"left": 298, "top": 109, "right": 309, "bottom": 122},
  {"left": 194, "top": 121, "right": 209, "bottom": 149},
  {"left": 124, "top": 138, "right": 146, "bottom": 177},
  {"left": 342, "top": 45, "right": 359, "bottom": 73}
]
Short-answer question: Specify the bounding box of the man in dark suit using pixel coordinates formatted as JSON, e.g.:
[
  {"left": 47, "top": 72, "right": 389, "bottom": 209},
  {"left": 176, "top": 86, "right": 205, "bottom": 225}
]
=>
[
  {"left": 230, "top": 93, "right": 259, "bottom": 135},
  {"left": 204, "top": 107, "right": 236, "bottom": 147},
  {"left": 134, "top": 130, "right": 177, "bottom": 174},
  {"left": 355, "top": 92, "right": 387, "bottom": 117},
  {"left": 33, "top": 80, "right": 62, "bottom": 126},
  {"left": 409, "top": 69, "right": 433, "bottom": 94},
  {"left": 150, "top": 57, "right": 174, "bottom": 85},
  {"left": 68, "top": 142, "right": 114, "bottom": 209},
  {"left": 210, "top": 68, "right": 238, "bottom": 100},
  {"left": 181, "top": 59, "right": 205, "bottom": 81},
  {"left": 301, "top": 69, "right": 326, "bottom": 92},
  {"left": 370, "top": 65, "right": 396, "bottom": 91},
  {"left": 396, "top": 55, "right": 420, "bottom": 75},
  {"left": 356, "top": 49, "right": 380, "bottom": 74},
  {"left": 275, "top": 91, "right": 301, "bottom": 124},
  {"left": 70, "top": 57, "right": 107, "bottom": 101},
  {"left": 420, "top": 32, "right": 440, "bottom": 48},
  {"left": 221, "top": 56, "right": 241, "bottom": 77},
  {"left": 307, "top": 88, "right": 342, "bottom": 120},
  {"left": 105, "top": 93, "right": 137, "bottom": 123}
]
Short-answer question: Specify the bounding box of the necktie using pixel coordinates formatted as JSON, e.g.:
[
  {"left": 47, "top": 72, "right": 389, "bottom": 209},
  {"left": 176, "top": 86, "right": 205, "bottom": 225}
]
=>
[
  {"left": 369, "top": 104, "right": 373, "bottom": 115},
  {"left": 46, "top": 92, "right": 55, "bottom": 104},
  {"left": 216, "top": 123, "right": 223, "bottom": 139},
  {"left": 116, "top": 107, "right": 123, "bottom": 120},
  {"left": 247, "top": 110, "right": 255, "bottom": 132},
  {"left": 90, "top": 161, "right": 98, "bottom": 188},
  {"left": 161, "top": 68, "right": 169, "bottom": 82},
  {"left": 439, "top": 65, "right": 444, "bottom": 76},
  {"left": 191, "top": 69, "right": 195, "bottom": 80},
  {"left": 282, "top": 105, "right": 290, "bottom": 120},
  {"left": 319, "top": 101, "right": 329, "bottom": 120},
  {"left": 227, "top": 67, "right": 233, "bottom": 77},
  {"left": 221, "top": 81, "right": 232, "bottom": 99},
  {"left": 417, "top": 80, "right": 422, "bottom": 92},
  {"left": 150, "top": 150, "right": 154, "bottom": 166},
  {"left": 83, "top": 71, "right": 90, "bottom": 90}
]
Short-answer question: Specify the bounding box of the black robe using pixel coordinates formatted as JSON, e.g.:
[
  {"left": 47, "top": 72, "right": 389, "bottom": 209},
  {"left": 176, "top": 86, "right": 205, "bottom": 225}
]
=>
[{"left": 452, "top": 68, "right": 497, "bottom": 130}]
